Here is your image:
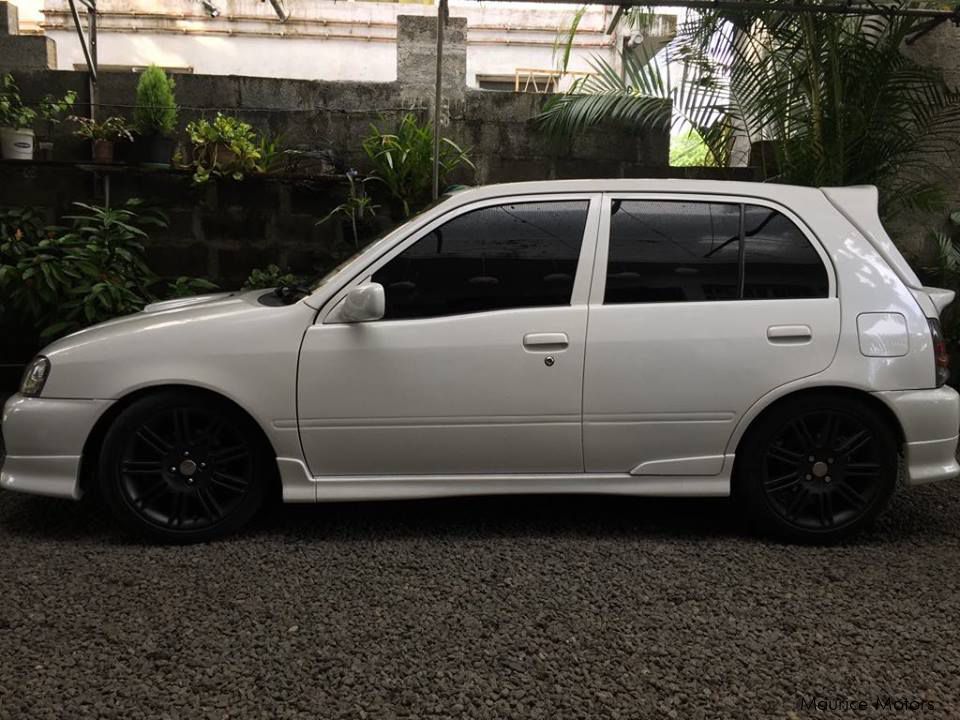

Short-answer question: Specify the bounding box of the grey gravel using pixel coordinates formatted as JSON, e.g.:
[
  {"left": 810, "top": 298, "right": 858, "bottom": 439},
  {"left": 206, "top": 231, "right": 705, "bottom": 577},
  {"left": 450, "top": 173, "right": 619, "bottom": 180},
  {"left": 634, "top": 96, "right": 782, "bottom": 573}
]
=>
[{"left": 1, "top": 485, "right": 960, "bottom": 720}]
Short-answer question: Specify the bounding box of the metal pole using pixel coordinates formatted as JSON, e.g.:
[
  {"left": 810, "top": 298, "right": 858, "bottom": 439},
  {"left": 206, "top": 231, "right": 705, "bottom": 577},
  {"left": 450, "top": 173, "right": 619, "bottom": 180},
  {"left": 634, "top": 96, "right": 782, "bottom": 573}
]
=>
[
  {"left": 432, "top": 0, "right": 448, "bottom": 201},
  {"left": 67, "top": 0, "right": 97, "bottom": 119},
  {"left": 89, "top": 0, "right": 98, "bottom": 118}
]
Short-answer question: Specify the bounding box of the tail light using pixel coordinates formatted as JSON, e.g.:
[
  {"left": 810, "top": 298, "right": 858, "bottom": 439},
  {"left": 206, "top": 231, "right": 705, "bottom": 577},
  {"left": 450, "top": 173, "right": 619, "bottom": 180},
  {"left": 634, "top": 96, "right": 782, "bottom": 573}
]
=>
[{"left": 929, "top": 318, "right": 950, "bottom": 387}]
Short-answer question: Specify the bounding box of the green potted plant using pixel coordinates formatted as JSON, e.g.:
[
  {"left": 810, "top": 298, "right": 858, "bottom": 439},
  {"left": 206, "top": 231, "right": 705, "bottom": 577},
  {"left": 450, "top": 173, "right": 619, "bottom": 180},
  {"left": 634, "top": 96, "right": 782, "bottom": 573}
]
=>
[
  {"left": 184, "top": 112, "right": 263, "bottom": 183},
  {"left": 362, "top": 113, "right": 474, "bottom": 218},
  {"left": 69, "top": 115, "right": 134, "bottom": 163},
  {"left": 132, "top": 65, "right": 178, "bottom": 165},
  {"left": 35, "top": 89, "right": 77, "bottom": 160},
  {"left": 0, "top": 73, "right": 37, "bottom": 160}
]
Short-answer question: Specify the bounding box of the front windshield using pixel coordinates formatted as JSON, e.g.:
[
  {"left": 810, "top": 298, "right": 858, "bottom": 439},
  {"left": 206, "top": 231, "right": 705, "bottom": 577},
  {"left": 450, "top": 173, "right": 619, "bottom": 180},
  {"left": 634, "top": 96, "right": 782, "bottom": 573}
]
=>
[{"left": 309, "top": 193, "right": 459, "bottom": 292}]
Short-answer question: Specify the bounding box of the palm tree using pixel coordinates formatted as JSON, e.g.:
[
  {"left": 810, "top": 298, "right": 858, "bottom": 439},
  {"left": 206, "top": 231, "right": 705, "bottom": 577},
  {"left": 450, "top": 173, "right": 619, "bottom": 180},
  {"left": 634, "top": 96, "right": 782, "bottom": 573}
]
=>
[{"left": 537, "top": 5, "right": 960, "bottom": 218}]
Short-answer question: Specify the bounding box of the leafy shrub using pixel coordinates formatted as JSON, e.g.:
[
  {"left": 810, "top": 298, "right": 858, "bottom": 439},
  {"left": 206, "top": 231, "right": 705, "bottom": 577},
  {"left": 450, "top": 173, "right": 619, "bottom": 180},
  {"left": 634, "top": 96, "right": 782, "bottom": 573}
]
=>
[
  {"left": 256, "top": 131, "right": 287, "bottom": 174},
  {"left": 185, "top": 113, "right": 264, "bottom": 183},
  {"left": 919, "top": 210, "right": 960, "bottom": 346},
  {"left": 0, "top": 201, "right": 216, "bottom": 342},
  {"left": 166, "top": 275, "right": 220, "bottom": 298},
  {"left": 0, "top": 73, "right": 36, "bottom": 129},
  {"left": 69, "top": 115, "right": 134, "bottom": 141},
  {"left": 362, "top": 113, "right": 474, "bottom": 217},
  {"left": 317, "top": 171, "right": 380, "bottom": 248},
  {"left": 133, "top": 65, "right": 178, "bottom": 137},
  {"left": 38, "top": 90, "right": 77, "bottom": 126},
  {"left": 0, "top": 200, "right": 158, "bottom": 338},
  {"left": 242, "top": 264, "right": 298, "bottom": 290}
]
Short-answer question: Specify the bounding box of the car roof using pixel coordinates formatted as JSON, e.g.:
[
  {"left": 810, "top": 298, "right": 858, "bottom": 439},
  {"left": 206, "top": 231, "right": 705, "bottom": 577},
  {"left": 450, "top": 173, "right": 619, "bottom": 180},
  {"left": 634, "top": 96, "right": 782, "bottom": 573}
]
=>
[{"left": 443, "top": 178, "right": 829, "bottom": 205}]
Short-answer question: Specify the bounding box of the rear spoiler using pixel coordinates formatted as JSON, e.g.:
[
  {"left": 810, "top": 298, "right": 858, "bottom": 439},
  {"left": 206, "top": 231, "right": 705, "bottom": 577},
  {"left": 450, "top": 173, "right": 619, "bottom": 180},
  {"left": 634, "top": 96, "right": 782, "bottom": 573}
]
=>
[
  {"left": 915, "top": 287, "right": 956, "bottom": 316},
  {"left": 822, "top": 186, "right": 955, "bottom": 318},
  {"left": 821, "top": 186, "right": 923, "bottom": 289}
]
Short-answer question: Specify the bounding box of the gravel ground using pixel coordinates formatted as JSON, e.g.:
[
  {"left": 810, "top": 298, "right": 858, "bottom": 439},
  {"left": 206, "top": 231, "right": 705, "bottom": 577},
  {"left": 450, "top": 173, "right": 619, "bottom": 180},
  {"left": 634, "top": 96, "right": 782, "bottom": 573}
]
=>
[{"left": 1, "top": 482, "right": 960, "bottom": 720}]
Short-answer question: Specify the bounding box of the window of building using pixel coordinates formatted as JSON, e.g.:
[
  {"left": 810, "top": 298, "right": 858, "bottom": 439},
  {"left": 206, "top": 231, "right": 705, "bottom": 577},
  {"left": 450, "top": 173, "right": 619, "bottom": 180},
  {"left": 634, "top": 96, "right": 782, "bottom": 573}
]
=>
[
  {"left": 604, "top": 199, "right": 828, "bottom": 303},
  {"left": 476, "top": 74, "right": 558, "bottom": 93},
  {"left": 74, "top": 64, "right": 194, "bottom": 74},
  {"left": 372, "top": 200, "right": 589, "bottom": 319}
]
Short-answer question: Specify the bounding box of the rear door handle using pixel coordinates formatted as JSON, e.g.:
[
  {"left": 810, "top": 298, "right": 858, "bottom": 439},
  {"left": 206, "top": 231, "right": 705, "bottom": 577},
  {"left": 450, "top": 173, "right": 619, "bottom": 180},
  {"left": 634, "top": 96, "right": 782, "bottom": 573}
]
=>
[
  {"left": 767, "top": 324, "right": 812, "bottom": 343},
  {"left": 523, "top": 332, "right": 569, "bottom": 351}
]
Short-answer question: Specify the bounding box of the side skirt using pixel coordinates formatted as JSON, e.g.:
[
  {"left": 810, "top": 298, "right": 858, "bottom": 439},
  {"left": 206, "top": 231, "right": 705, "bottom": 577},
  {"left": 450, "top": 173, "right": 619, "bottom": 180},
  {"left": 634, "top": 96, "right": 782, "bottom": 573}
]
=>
[{"left": 276, "top": 457, "right": 734, "bottom": 503}]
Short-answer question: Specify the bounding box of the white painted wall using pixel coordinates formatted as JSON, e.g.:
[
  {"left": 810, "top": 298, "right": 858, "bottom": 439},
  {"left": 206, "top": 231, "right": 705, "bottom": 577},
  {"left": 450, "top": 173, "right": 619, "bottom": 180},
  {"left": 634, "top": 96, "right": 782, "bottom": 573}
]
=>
[{"left": 30, "top": 0, "right": 676, "bottom": 86}]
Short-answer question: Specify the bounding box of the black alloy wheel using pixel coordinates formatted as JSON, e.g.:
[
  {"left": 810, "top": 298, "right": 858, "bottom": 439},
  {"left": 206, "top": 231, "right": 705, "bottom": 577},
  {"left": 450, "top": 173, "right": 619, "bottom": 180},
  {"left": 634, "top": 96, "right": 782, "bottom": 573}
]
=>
[
  {"left": 737, "top": 394, "right": 898, "bottom": 543},
  {"left": 99, "top": 391, "right": 268, "bottom": 543}
]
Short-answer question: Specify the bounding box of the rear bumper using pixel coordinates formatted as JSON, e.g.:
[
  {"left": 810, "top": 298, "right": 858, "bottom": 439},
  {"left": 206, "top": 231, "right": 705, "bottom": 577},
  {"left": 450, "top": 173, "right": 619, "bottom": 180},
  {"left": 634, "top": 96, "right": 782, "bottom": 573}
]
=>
[
  {"left": 874, "top": 387, "right": 960, "bottom": 486},
  {"left": 0, "top": 394, "right": 111, "bottom": 500}
]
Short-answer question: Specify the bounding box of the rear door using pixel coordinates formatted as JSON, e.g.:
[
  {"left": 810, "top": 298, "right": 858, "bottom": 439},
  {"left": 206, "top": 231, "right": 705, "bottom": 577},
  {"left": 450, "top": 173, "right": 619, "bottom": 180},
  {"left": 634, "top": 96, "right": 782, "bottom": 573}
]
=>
[{"left": 582, "top": 194, "right": 841, "bottom": 475}]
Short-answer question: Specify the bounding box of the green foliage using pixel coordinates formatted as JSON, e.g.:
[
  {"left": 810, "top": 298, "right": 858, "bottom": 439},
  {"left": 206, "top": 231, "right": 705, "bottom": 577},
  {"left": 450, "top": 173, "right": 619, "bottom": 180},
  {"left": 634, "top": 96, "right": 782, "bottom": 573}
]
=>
[
  {"left": 0, "top": 73, "right": 36, "bottom": 129},
  {"left": 670, "top": 129, "right": 716, "bottom": 167},
  {"left": 133, "top": 65, "right": 178, "bottom": 136},
  {"left": 920, "top": 210, "right": 960, "bottom": 344},
  {"left": 242, "top": 264, "right": 298, "bottom": 290},
  {"left": 38, "top": 90, "right": 76, "bottom": 125},
  {"left": 0, "top": 200, "right": 166, "bottom": 339},
  {"left": 185, "top": 113, "right": 265, "bottom": 183},
  {"left": 538, "top": 10, "right": 960, "bottom": 219},
  {"left": 0, "top": 207, "right": 47, "bottom": 325},
  {"left": 361, "top": 113, "right": 474, "bottom": 217},
  {"left": 317, "top": 172, "right": 380, "bottom": 248},
  {"left": 69, "top": 115, "right": 134, "bottom": 142},
  {"left": 256, "top": 131, "right": 286, "bottom": 174},
  {"left": 166, "top": 275, "right": 219, "bottom": 298}
]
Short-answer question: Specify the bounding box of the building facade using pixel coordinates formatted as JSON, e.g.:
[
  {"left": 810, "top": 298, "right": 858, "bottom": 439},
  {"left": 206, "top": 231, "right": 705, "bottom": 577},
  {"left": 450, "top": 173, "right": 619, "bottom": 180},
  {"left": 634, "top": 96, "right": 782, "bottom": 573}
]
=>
[{"left": 29, "top": 0, "right": 676, "bottom": 89}]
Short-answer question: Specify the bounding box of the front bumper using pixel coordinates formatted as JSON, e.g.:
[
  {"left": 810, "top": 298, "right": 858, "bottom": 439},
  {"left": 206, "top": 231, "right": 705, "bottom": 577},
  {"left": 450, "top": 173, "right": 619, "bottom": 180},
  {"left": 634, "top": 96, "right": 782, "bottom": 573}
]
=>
[
  {"left": 874, "top": 386, "right": 960, "bottom": 486},
  {"left": 0, "top": 394, "right": 112, "bottom": 499}
]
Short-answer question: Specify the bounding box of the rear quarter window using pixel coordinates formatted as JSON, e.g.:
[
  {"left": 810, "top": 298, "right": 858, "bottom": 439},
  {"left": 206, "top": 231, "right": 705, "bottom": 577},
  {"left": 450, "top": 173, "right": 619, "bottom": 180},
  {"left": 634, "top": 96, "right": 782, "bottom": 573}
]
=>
[{"left": 742, "top": 204, "right": 829, "bottom": 299}]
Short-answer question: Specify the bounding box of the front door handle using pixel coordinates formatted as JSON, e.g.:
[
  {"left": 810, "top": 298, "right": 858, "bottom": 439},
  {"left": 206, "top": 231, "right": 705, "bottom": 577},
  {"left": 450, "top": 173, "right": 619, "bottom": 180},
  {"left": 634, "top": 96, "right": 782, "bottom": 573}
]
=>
[
  {"left": 523, "top": 332, "right": 569, "bottom": 351},
  {"left": 767, "top": 324, "right": 813, "bottom": 343}
]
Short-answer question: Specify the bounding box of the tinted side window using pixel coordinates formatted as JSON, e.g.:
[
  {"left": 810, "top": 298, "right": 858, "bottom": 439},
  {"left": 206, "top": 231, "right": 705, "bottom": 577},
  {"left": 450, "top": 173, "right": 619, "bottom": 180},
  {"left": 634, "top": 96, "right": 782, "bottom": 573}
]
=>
[
  {"left": 373, "top": 200, "right": 589, "bottom": 320},
  {"left": 742, "top": 205, "right": 828, "bottom": 299},
  {"left": 605, "top": 200, "right": 741, "bottom": 303}
]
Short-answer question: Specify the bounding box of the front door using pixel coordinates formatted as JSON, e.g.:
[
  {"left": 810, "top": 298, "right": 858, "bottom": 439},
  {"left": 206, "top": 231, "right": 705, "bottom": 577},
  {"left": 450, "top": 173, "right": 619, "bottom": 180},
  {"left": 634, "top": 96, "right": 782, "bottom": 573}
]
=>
[
  {"left": 582, "top": 195, "right": 841, "bottom": 475},
  {"left": 297, "top": 195, "right": 600, "bottom": 476}
]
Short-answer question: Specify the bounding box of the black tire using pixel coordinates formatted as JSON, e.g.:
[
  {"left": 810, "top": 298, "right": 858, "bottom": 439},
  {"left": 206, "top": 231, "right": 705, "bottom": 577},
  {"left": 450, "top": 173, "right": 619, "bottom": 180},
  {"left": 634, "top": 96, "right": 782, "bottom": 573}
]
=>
[
  {"left": 98, "top": 390, "right": 269, "bottom": 543},
  {"left": 735, "top": 393, "right": 899, "bottom": 544}
]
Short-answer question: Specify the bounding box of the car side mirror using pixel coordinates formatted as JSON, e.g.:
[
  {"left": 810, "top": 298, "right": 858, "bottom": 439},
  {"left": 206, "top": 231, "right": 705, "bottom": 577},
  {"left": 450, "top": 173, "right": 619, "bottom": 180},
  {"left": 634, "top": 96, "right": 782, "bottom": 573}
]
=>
[{"left": 329, "top": 282, "right": 385, "bottom": 323}]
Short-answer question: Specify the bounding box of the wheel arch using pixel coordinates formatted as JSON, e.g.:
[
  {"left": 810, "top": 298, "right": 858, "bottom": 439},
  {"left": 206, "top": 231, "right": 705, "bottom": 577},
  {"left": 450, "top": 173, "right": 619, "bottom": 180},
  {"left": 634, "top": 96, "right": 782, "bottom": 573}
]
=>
[
  {"left": 730, "top": 385, "right": 906, "bottom": 475},
  {"left": 78, "top": 383, "right": 280, "bottom": 499}
]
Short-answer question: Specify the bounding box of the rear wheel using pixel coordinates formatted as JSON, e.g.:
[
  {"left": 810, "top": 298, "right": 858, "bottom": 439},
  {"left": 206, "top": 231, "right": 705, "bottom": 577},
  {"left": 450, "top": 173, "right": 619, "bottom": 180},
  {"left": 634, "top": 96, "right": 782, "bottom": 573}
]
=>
[
  {"left": 736, "top": 394, "right": 899, "bottom": 543},
  {"left": 99, "top": 391, "right": 268, "bottom": 543}
]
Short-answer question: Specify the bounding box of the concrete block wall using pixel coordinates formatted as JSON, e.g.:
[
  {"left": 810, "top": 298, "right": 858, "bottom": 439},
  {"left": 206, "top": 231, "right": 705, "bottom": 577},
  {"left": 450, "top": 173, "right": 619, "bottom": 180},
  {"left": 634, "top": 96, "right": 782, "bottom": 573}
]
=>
[
  {"left": 0, "top": 6, "right": 678, "bottom": 286},
  {"left": 397, "top": 14, "right": 467, "bottom": 107},
  {"left": 0, "top": 160, "right": 383, "bottom": 288},
  {"left": 0, "top": 0, "right": 56, "bottom": 69}
]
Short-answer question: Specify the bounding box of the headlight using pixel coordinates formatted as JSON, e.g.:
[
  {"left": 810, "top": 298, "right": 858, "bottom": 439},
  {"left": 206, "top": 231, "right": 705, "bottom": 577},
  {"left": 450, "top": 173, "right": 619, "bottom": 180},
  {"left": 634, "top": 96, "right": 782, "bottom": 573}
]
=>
[{"left": 20, "top": 356, "right": 50, "bottom": 397}]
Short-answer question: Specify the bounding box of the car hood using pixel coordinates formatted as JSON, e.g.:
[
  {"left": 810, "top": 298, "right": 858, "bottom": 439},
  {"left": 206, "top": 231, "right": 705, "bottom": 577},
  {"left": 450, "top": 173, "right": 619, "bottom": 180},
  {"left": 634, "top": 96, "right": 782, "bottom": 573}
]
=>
[
  {"left": 41, "top": 289, "right": 271, "bottom": 358},
  {"left": 142, "top": 292, "right": 237, "bottom": 313},
  {"left": 35, "top": 288, "right": 318, "bottom": 400}
]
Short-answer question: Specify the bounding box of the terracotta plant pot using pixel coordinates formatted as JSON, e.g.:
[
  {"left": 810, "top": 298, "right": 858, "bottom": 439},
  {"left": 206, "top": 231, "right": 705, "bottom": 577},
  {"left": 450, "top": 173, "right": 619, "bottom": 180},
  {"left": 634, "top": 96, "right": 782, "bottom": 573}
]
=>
[
  {"left": 0, "top": 127, "right": 35, "bottom": 160},
  {"left": 92, "top": 139, "right": 115, "bottom": 164}
]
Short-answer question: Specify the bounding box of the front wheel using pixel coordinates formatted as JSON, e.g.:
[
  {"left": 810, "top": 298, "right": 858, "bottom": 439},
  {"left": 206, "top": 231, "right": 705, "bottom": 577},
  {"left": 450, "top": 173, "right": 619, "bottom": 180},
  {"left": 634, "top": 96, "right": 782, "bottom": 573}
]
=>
[
  {"left": 99, "top": 391, "right": 269, "bottom": 543},
  {"left": 736, "top": 394, "right": 899, "bottom": 543}
]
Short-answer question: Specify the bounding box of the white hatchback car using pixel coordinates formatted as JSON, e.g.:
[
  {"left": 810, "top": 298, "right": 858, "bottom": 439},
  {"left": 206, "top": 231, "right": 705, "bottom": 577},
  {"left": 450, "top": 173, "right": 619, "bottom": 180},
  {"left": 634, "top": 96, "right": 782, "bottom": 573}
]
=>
[{"left": 2, "top": 180, "right": 958, "bottom": 543}]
